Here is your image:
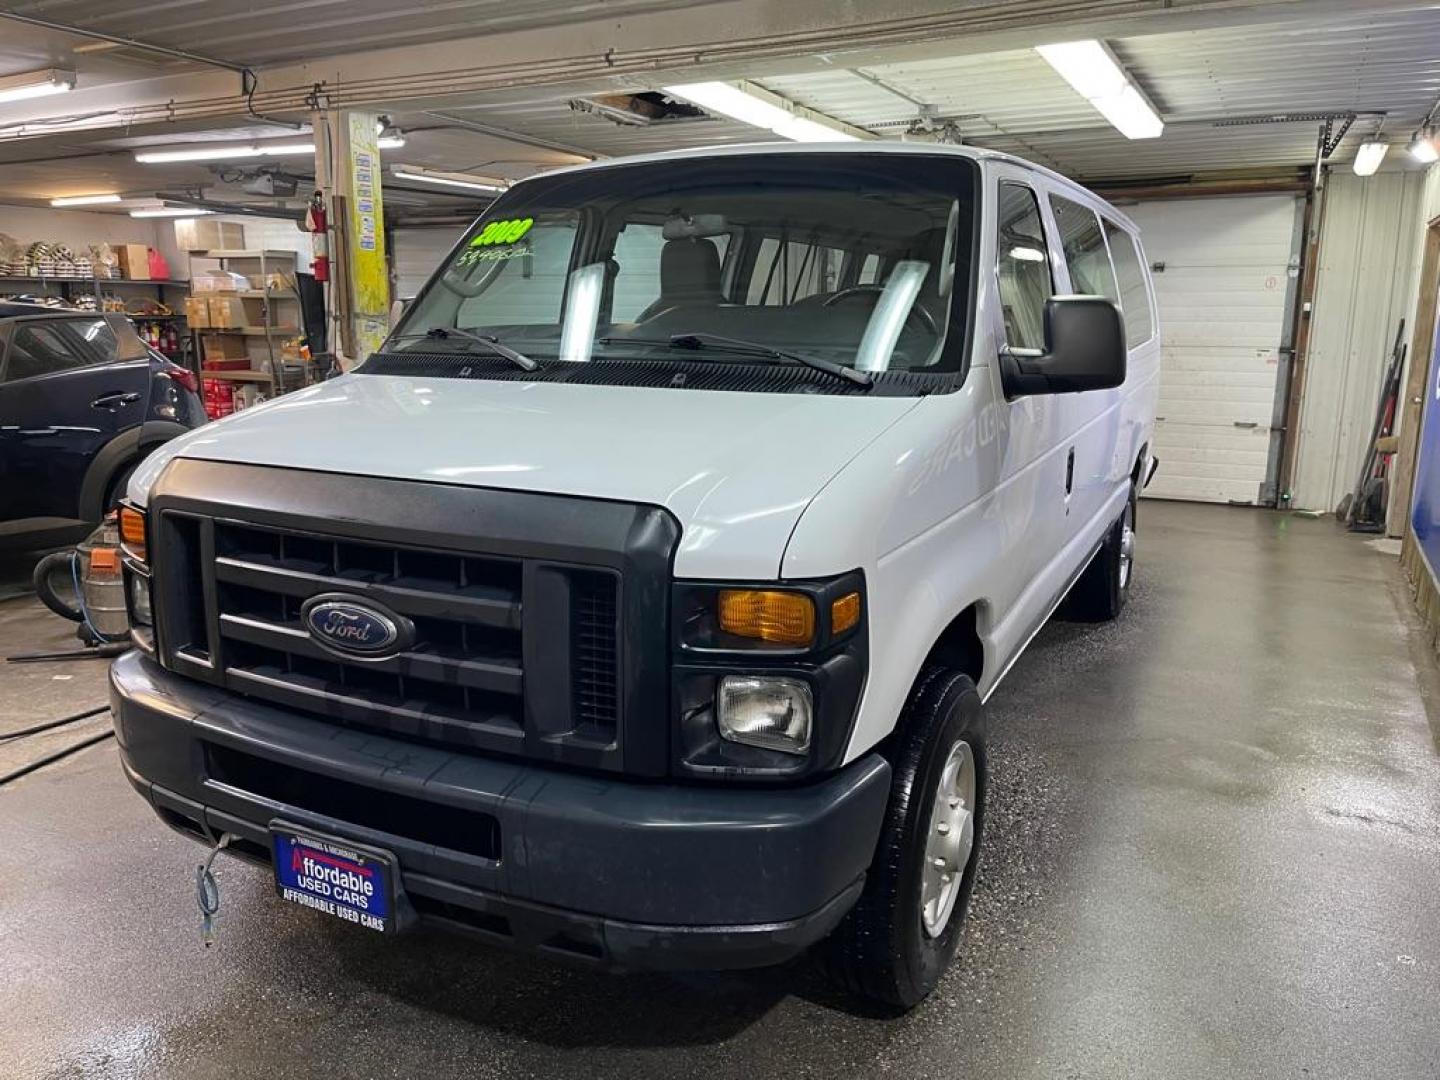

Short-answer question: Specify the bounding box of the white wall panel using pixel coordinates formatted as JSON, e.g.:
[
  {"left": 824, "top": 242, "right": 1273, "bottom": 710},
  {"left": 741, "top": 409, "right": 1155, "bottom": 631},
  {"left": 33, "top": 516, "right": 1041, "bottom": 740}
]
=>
[
  {"left": 0, "top": 204, "right": 163, "bottom": 264},
  {"left": 1126, "top": 195, "right": 1300, "bottom": 504},
  {"left": 1292, "top": 171, "right": 1426, "bottom": 513}
]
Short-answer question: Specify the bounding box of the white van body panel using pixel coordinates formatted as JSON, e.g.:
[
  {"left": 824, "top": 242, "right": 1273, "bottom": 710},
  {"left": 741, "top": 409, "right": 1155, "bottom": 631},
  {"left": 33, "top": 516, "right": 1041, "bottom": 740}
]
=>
[
  {"left": 128, "top": 374, "right": 921, "bottom": 580},
  {"left": 784, "top": 157, "right": 1159, "bottom": 762}
]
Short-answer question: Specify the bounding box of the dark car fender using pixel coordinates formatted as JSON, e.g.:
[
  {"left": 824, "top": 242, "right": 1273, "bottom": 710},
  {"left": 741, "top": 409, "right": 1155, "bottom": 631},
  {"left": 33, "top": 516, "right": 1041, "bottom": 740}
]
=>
[{"left": 78, "top": 420, "right": 191, "bottom": 522}]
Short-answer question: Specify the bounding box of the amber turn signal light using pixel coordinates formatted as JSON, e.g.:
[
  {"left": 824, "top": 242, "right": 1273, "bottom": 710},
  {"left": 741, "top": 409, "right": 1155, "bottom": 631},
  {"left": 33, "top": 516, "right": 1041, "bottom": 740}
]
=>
[
  {"left": 717, "top": 589, "right": 816, "bottom": 646},
  {"left": 831, "top": 591, "right": 862, "bottom": 634},
  {"left": 118, "top": 505, "right": 147, "bottom": 561}
]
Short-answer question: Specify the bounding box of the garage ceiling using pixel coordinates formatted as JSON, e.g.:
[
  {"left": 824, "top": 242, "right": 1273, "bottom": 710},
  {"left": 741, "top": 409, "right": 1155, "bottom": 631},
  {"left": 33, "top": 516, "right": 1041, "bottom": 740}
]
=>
[
  {"left": 757, "top": 6, "right": 1440, "bottom": 179},
  {"left": 0, "top": 0, "right": 720, "bottom": 66},
  {"left": 0, "top": 0, "right": 1436, "bottom": 211}
]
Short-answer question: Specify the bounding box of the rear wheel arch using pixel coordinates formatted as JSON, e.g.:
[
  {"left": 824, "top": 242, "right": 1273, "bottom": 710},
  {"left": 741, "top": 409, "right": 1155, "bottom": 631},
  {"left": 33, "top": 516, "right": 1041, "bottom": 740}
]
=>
[{"left": 78, "top": 426, "right": 144, "bottom": 521}]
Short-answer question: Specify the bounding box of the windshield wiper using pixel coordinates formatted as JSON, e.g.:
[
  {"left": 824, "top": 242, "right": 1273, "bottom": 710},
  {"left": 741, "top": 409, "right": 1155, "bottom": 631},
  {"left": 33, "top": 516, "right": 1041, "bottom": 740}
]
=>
[
  {"left": 387, "top": 327, "right": 538, "bottom": 372},
  {"left": 598, "top": 331, "right": 872, "bottom": 388}
]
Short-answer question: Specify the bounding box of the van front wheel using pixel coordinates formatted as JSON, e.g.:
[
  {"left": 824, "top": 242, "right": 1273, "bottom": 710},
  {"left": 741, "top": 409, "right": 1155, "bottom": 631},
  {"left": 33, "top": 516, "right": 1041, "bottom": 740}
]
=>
[{"left": 819, "top": 668, "right": 986, "bottom": 1011}]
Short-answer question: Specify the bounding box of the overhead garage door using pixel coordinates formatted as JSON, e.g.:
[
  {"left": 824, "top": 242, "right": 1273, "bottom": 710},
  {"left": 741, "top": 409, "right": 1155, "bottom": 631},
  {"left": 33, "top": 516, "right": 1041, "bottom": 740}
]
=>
[
  {"left": 1125, "top": 195, "right": 1302, "bottom": 504},
  {"left": 393, "top": 226, "right": 465, "bottom": 300}
]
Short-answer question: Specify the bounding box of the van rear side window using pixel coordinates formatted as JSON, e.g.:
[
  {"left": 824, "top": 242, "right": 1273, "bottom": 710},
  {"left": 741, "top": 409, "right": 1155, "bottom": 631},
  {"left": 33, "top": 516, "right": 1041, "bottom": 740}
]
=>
[
  {"left": 1102, "top": 221, "right": 1154, "bottom": 348},
  {"left": 1050, "top": 195, "right": 1119, "bottom": 304}
]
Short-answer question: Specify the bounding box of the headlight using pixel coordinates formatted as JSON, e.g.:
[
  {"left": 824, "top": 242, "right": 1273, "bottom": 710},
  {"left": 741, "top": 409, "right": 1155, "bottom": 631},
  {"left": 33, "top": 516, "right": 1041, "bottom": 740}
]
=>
[
  {"left": 127, "top": 569, "right": 153, "bottom": 627},
  {"left": 717, "top": 675, "right": 813, "bottom": 755}
]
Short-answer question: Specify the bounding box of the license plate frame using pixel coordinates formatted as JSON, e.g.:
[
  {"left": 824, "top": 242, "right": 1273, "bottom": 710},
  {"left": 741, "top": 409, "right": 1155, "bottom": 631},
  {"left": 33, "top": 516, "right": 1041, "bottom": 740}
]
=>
[{"left": 270, "top": 821, "right": 399, "bottom": 934}]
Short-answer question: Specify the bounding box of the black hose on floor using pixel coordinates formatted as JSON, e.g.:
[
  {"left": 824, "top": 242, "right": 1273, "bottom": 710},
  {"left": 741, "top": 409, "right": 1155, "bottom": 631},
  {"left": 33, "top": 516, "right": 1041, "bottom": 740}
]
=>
[
  {"left": 7, "top": 645, "right": 130, "bottom": 663},
  {"left": 0, "top": 730, "right": 114, "bottom": 787},
  {"left": 0, "top": 705, "right": 111, "bottom": 741}
]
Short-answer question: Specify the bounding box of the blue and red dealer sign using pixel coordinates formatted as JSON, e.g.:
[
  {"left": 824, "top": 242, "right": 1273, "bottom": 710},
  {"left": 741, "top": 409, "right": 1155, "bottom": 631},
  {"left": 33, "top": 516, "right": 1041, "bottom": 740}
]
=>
[{"left": 272, "top": 828, "right": 394, "bottom": 933}]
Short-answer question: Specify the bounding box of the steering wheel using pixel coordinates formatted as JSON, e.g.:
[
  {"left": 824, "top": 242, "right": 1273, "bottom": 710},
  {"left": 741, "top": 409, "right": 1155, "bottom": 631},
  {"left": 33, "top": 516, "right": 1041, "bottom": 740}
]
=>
[{"left": 822, "top": 284, "right": 939, "bottom": 335}]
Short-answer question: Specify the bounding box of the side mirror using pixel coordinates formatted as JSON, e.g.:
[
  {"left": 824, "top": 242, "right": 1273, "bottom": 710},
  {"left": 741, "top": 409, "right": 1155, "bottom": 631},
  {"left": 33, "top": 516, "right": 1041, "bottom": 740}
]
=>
[{"left": 1002, "top": 295, "right": 1126, "bottom": 397}]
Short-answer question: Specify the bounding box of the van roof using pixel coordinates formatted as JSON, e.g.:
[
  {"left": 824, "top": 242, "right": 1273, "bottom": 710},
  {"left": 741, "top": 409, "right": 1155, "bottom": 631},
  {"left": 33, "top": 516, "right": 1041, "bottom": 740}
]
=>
[{"left": 509, "top": 140, "right": 1138, "bottom": 233}]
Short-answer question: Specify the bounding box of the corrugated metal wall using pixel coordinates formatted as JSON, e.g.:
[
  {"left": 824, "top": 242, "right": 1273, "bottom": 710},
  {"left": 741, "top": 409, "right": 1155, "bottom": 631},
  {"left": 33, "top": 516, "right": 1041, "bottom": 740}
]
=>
[{"left": 1291, "top": 171, "right": 1426, "bottom": 512}]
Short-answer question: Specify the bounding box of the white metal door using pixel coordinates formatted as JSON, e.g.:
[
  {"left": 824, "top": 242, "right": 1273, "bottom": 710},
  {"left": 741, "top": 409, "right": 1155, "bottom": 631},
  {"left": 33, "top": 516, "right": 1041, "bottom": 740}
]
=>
[
  {"left": 392, "top": 227, "right": 465, "bottom": 300},
  {"left": 1126, "top": 195, "right": 1301, "bottom": 504}
]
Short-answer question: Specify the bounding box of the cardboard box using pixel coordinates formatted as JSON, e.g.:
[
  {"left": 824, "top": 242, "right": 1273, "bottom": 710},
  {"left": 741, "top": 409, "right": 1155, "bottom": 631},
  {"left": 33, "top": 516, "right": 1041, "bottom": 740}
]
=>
[
  {"left": 116, "top": 244, "right": 151, "bottom": 280},
  {"left": 208, "top": 294, "right": 265, "bottom": 328},
  {"left": 183, "top": 296, "right": 211, "bottom": 328},
  {"left": 174, "top": 218, "right": 246, "bottom": 252},
  {"left": 191, "top": 269, "right": 249, "bottom": 293},
  {"left": 200, "top": 333, "right": 250, "bottom": 361}
]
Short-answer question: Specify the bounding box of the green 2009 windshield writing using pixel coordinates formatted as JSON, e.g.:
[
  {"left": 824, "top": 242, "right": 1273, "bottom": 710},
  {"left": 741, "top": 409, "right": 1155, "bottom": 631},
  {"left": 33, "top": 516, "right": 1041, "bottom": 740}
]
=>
[{"left": 469, "top": 217, "right": 535, "bottom": 247}]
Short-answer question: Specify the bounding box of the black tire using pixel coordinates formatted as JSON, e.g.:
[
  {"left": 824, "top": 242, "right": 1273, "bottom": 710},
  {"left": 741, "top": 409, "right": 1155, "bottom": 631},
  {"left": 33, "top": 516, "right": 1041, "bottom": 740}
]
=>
[
  {"left": 1063, "top": 483, "right": 1136, "bottom": 622},
  {"left": 819, "top": 667, "right": 987, "bottom": 1011}
]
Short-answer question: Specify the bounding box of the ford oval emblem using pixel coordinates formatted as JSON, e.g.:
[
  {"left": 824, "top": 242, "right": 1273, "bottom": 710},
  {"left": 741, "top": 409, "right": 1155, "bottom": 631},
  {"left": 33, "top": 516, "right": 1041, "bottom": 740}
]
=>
[{"left": 300, "top": 594, "right": 412, "bottom": 659}]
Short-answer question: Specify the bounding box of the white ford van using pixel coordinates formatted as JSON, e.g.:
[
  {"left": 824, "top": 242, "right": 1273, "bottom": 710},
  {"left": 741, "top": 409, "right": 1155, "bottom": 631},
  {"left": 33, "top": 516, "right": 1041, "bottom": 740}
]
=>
[{"left": 112, "top": 143, "right": 1158, "bottom": 1009}]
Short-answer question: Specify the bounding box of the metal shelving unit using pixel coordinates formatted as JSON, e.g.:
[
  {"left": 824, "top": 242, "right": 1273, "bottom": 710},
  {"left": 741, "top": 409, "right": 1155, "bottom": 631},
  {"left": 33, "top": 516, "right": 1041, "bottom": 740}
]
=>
[{"left": 186, "top": 249, "right": 305, "bottom": 400}]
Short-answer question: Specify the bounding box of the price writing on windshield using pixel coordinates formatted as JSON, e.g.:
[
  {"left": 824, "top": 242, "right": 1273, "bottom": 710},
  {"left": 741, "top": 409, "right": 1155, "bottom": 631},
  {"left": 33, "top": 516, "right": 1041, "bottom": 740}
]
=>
[{"left": 470, "top": 217, "right": 535, "bottom": 247}]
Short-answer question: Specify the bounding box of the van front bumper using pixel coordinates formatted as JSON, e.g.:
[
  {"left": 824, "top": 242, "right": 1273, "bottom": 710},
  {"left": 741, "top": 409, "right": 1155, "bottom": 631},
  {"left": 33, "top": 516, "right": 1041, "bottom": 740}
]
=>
[{"left": 109, "top": 650, "right": 891, "bottom": 970}]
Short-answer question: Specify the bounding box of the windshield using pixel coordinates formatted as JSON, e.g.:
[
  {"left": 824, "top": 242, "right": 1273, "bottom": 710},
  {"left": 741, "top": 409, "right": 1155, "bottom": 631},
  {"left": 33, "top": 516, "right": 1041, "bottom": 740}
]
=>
[{"left": 390, "top": 153, "right": 977, "bottom": 386}]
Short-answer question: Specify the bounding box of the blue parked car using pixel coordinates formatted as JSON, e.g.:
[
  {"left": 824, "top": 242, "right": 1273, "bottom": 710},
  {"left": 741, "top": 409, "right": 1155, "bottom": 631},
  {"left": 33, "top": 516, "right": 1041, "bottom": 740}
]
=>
[{"left": 0, "top": 303, "right": 206, "bottom": 549}]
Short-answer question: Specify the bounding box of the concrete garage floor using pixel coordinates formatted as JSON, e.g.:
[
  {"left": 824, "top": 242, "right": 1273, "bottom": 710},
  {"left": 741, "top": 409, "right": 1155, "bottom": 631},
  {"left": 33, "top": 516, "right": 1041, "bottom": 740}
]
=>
[{"left": 2, "top": 501, "right": 1438, "bottom": 1080}]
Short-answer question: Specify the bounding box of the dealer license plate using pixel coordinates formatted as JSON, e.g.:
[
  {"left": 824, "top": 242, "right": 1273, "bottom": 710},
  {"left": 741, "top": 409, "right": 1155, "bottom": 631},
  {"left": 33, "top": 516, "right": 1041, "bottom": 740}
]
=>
[{"left": 271, "top": 824, "right": 396, "bottom": 933}]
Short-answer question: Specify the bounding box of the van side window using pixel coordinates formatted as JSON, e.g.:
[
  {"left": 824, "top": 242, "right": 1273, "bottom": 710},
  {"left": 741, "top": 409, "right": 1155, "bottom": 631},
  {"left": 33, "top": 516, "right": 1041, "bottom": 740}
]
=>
[
  {"left": 996, "top": 183, "right": 1053, "bottom": 351},
  {"left": 1102, "top": 220, "right": 1154, "bottom": 347},
  {"left": 1050, "top": 195, "right": 1119, "bottom": 303}
]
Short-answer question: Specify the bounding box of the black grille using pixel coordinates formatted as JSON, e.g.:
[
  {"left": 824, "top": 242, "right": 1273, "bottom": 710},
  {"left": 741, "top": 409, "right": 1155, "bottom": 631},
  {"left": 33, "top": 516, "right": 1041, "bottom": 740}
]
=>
[
  {"left": 157, "top": 513, "right": 625, "bottom": 764},
  {"left": 146, "top": 461, "right": 678, "bottom": 777},
  {"left": 205, "top": 742, "right": 502, "bottom": 860},
  {"left": 572, "top": 572, "right": 619, "bottom": 732}
]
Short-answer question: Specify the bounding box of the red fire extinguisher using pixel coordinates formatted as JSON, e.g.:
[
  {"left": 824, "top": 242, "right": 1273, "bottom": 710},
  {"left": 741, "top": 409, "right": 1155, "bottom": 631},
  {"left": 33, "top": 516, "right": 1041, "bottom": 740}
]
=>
[{"left": 305, "top": 191, "right": 329, "bottom": 282}]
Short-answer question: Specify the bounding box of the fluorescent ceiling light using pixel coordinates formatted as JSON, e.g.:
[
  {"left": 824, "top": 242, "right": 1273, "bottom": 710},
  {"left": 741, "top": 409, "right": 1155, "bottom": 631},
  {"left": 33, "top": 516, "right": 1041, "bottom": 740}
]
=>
[
  {"left": 50, "top": 193, "right": 122, "bottom": 207},
  {"left": 391, "top": 168, "right": 505, "bottom": 193},
  {"left": 0, "top": 67, "right": 75, "bottom": 105},
  {"left": 135, "top": 135, "right": 404, "bottom": 164},
  {"left": 1353, "top": 140, "right": 1390, "bottom": 176},
  {"left": 1409, "top": 130, "right": 1439, "bottom": 165},
  {"left": 1035, "top": 40, "right": 1164, "bottom": 140},
  {"left": 662, "top": 81, "right": 860, "bottom": 142},
  {"left": 129, "top": 207, "right": 214, "bottom": 218},
  {"left": 136, "top": 141, "right": 315, "bottom": 163}
]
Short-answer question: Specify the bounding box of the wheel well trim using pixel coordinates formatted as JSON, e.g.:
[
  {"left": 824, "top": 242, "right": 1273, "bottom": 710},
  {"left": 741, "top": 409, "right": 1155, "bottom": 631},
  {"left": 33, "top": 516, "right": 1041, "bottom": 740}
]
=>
[{"left": 78, "top": 420, "right": 192, "bottom": 521}]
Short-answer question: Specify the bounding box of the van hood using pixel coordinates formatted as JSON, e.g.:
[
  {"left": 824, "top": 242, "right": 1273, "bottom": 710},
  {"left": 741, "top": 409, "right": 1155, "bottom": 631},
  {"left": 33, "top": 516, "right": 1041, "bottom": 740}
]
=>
[{"left": 132, "top": 373, "right": 922, "bottom": 578}]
